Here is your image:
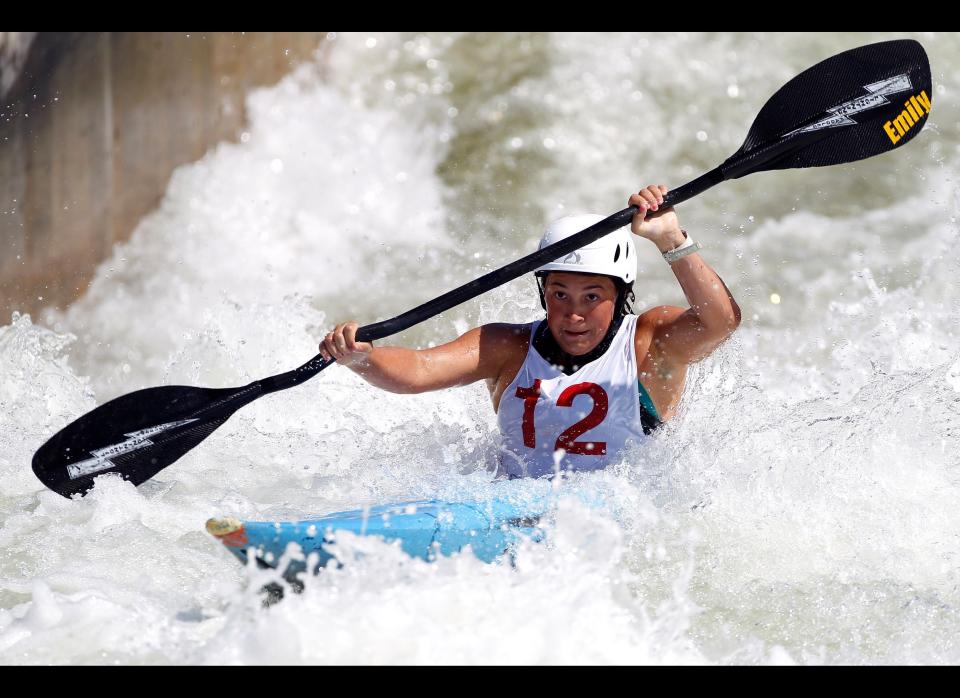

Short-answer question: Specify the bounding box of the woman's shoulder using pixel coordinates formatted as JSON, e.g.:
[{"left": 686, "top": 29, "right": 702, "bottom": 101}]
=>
[
  {"left": 465, "top": 323, "right": 533, "bottom": 380},
  {"left": 479, "top": 321, "right": 535, "bottom": 336},
  {"left": 633, "top": 306, "right": 686, "bottom": 355},
  {"left": 635, "top": 305, "right": 687, "bottom": 328},
  {"left": 476, "top": 322, "right": 535, "bottom": 352}
]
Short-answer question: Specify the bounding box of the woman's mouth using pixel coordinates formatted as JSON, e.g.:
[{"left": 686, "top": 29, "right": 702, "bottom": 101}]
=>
[{"left": 562, "top": 329, "right": 590, "bottom": 338}]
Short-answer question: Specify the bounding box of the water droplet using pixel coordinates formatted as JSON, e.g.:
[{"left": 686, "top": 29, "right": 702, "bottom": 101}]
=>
[
  {"left": 727, "top": 84, "right": 739, "bottom": 98},
  {"left": 240, "top": 132, "right": 250, "bottom": 143},
  {"left": 365, "top": 37, "right": 377, "bottom": 48},
  {"left": 270, "top": 158, "right": 284, "bottom": 174},
  {"left": 770, "top": 293, "right": 781, "bottom": 305},
  {"left": 696, "top": 131, "right": 708, "bottom": 142}
]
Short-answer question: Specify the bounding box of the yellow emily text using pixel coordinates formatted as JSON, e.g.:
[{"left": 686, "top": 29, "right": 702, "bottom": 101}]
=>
[{"left": 883, "top": 90, "right": 931, "bottom": 144}]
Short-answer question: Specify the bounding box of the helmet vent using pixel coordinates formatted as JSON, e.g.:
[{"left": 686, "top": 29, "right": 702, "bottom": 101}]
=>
[{"left": 613, "top": 244, "right": 621, "bottom": 263}]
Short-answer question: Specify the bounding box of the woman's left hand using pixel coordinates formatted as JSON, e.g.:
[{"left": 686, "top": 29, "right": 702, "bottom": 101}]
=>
[{"left": 629, "top": 185, "right": 686, "bottom": 252}]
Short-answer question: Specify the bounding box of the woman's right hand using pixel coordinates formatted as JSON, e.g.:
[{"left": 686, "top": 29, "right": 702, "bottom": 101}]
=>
[{"left": 319, "top": 321, "right": 374, "bottom": 366}]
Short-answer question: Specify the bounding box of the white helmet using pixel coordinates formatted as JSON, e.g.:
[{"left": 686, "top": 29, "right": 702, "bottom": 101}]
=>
[{"left": 533, "top": 213, "right": 636, "bottom": 284}]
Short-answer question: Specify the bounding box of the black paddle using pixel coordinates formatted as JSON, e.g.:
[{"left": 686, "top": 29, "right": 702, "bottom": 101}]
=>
[{"left": 33, "top": 38, "right": 932, "bottom": 498}]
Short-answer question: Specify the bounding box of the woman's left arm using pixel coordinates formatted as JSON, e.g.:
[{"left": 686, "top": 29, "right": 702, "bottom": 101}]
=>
[{"left": 630, "top": 185, "right": 742, "bottom": 365}]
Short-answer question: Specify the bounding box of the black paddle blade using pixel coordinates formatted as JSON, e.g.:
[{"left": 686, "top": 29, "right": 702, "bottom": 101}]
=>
[
  {"left": 723, "top": 39, "right": 931, "bottom": 178},
  {"left": 32, "top": 384, "right": 261, "bottom": 498}
]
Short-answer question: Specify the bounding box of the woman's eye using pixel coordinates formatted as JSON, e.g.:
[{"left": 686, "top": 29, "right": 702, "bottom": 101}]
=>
[
  {"left": 586, "top": 294, "right": 599, "bottom": 302},
  {"left": 554, "top": 291, "right": 566, "bottom": 300}
]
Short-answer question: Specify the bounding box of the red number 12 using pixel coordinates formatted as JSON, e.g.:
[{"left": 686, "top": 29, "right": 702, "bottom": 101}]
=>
[{"left": 514, "top": 381, "right": 608, "bottom": 455}]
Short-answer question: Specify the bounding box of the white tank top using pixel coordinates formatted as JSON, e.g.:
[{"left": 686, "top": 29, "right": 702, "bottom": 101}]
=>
[{"left": 496, "top": 315, "right": 648, "bottom": 478}]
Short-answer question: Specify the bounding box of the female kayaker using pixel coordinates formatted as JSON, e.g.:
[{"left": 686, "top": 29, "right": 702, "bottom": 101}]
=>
[{"left": 319, "top": 185, "right": 741, "bottom": 477}]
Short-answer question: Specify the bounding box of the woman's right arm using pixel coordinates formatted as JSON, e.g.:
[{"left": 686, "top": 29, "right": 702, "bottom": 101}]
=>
[{"left": 319, "top": 321, "right": 525, "bottom": 394}]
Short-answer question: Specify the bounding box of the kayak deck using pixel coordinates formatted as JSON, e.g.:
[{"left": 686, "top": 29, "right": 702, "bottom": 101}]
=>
[{"left": 207, "top": 496, "right": 551, "bottom": 583}]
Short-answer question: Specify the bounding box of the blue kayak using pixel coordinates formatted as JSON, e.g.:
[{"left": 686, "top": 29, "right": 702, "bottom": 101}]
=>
[{"left": 207, "top": 483, "right": 605, "bottom": 583}]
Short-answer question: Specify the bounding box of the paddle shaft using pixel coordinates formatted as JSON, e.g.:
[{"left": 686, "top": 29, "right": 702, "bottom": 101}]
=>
[
  {"left": 265, "top": 124, "right": 831, "bottom": 394},
  {"left": 260, "top": 168, "right": 735, "bottom": 394},
  {"left": 339, "top": 124, "right": 861, "bottom": 359}
]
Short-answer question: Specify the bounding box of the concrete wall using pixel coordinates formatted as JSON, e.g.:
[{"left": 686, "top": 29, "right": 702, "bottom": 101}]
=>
[{"left": 0, "top": 32, "right": 328, "bottom": 319}]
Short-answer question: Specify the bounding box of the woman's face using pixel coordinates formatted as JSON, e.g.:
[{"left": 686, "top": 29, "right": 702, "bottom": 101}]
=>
[{"left": 543, "top": 272, "right": 618, "bottom": 356}]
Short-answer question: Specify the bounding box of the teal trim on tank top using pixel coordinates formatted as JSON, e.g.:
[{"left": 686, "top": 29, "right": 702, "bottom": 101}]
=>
[{"left": 637, "top": 380, "right": 661, "bottom": 422}]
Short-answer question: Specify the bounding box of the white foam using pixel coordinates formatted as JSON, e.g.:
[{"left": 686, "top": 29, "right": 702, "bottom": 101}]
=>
[{"left": 3, "top": 31, "right": 960, "bottom": 665}]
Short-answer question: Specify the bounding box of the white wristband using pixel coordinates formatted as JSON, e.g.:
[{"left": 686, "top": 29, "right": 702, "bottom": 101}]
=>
[{"left": 662, "top": 230, "right": 701, "bottom": 263}]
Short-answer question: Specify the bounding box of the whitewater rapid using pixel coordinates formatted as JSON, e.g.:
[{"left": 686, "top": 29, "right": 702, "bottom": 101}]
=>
[{"left": 2, "top": 31, "right": 958, "bottom": 664}]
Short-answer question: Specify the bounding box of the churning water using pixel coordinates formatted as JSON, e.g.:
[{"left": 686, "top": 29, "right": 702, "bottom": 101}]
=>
[{"left": 2, "top": 32, "right": 959, "bottom": 664}]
